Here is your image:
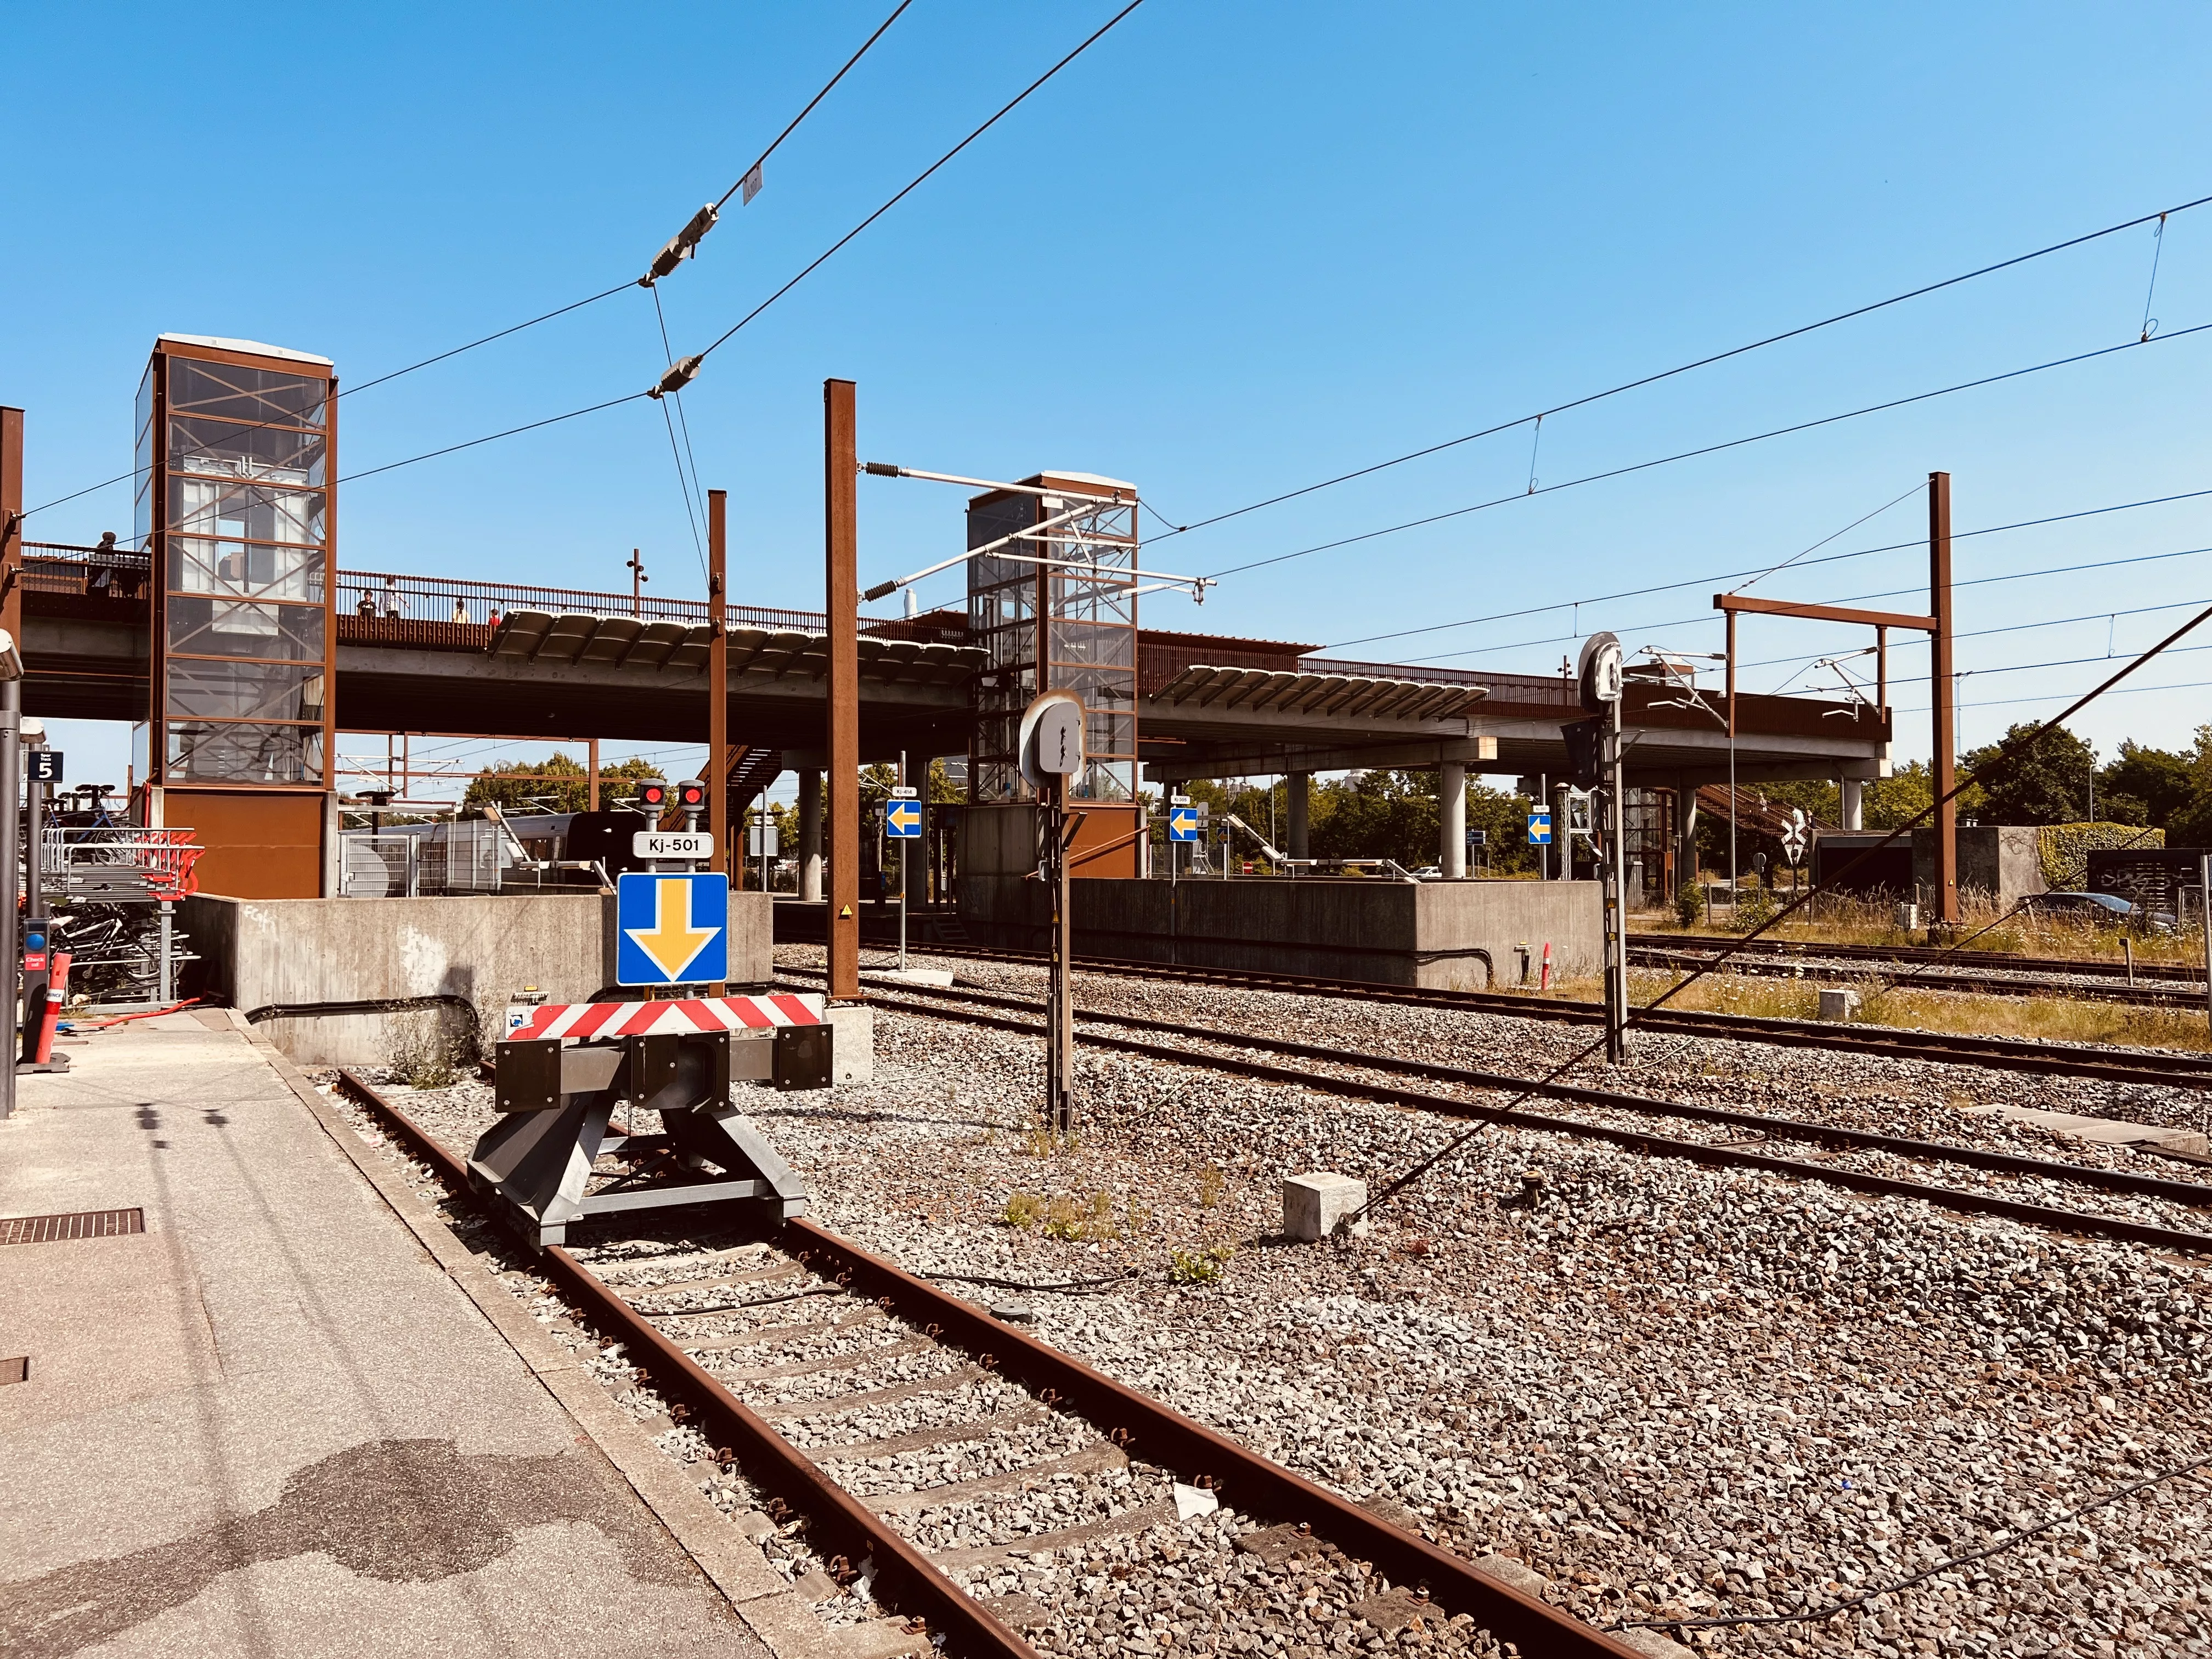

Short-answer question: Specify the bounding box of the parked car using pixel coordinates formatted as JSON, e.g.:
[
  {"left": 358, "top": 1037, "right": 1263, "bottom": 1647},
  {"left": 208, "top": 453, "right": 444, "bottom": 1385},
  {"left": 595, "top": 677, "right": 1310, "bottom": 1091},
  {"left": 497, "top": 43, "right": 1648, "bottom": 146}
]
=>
[{"left": 2023, "top": 890, "right": 2172, "bottom": 931}]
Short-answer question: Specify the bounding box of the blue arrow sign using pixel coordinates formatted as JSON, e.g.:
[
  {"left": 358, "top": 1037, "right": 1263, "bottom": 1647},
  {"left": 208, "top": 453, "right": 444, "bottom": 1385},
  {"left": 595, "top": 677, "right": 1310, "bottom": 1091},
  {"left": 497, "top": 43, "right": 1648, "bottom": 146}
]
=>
[
  {"left": 1526, "top": 810, "right": 1553, "bottom": 846},
  {"left": 1167, "top": 807, "right": 1200, "bottom": 843},
  {"left": 616, "top": 871, "right": 729, "bottom": 986},
  {"left": 885, "top": 799, "right": 923, "bottom": 838}
]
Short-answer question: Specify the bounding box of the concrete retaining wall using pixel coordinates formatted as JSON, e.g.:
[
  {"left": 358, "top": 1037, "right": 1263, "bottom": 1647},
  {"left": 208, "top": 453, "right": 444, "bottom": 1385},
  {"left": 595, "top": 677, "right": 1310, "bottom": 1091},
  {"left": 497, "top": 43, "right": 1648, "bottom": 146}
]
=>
[
  {"left": 183, "top": 890, "right": 775, "bottom": 1065},
  {"left": 960, "top": 875, "right": 1603, "bottom": 990}
]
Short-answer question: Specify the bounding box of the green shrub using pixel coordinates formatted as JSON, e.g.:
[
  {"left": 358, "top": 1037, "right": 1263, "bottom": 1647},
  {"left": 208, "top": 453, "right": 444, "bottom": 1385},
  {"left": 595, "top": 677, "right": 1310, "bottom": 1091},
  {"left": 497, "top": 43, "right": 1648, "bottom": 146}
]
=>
[
  {"left": 2037, "top": 821, "right": 2163, "bottom": 890},
  {"left": 1169, "top": 1242, "right": 1235, "bottom": 1284}
]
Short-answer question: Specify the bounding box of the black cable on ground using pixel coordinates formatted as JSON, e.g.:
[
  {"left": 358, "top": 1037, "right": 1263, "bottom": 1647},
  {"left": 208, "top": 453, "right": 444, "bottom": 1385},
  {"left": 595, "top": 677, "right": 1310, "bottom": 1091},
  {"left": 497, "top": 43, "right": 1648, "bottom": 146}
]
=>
[
  {"left": 1613, "top": 1449, "right": 2212, "bottom": 1636},
  {"left": 920, "top": 1266, "right": 1141, "bottom": 1295},
  {"left": 1359, "top": 596, "right": 2212, "bottom": 1219}
]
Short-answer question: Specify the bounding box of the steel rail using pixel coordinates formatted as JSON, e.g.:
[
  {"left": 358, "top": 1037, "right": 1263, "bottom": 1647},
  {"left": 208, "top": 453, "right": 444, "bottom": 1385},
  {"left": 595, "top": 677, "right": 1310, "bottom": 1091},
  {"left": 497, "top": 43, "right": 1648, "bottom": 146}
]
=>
[
  {"left": 832, "top": 938, "right": 2212, "bottom": 1090},
  {"left": 331, "top": 1070, "right": 1038, "bottom": 1659},
  {"left": 838, "top": 985, "right": 2212, "bottom": 1259},
  {"left": 791, "top": 967, "right": 2212, "bottom": 1211},
  {"left": 781, "top": 1219, "right": 1645, "bottom": 1658},
  {"left": 1636, "top": 930, "right": 2208, "bottom": 985},
  {"left": 1628, "top": 944, "right": 2206, "bottom": 1009},
  {"left": 331, "top": 1070, "right": 1643, "bottom": 1658}
]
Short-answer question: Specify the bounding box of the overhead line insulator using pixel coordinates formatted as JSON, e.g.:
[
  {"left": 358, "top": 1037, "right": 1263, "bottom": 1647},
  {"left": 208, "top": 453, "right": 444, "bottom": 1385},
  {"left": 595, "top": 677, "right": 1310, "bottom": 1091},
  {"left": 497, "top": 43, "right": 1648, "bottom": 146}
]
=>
[
  {"left": 640, "top": 203, "right": 721, "bottom": 286},
  {"left": 648, "top": 356, "right": 704, "bottom": 400}
]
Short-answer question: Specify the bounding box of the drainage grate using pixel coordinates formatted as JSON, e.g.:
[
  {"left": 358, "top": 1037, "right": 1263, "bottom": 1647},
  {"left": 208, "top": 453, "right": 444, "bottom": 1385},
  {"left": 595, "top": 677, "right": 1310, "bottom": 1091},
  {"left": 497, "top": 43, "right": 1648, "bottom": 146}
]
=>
[
  {"left": 0, "top": 1207, "right": 146, "bottom": 1246},
  {"left": 0, "top": 1357, "right": 26, "bottom": 1385}
]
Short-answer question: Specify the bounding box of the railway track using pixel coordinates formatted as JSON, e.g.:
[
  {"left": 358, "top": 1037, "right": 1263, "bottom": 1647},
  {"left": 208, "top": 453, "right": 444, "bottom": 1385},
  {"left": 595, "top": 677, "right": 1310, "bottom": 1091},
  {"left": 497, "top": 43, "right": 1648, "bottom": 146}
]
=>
[
  {"left": 836, "top": 940, "right": 2212, "bottom": 1092},
  {"left": 332, "top": 1070, "right": 1639, "bottom": 1659},
  {"left": 1636, "top": 929, "right": 2208, "bottom": 985},
  {"left": 1630, "top": 935, "right": 2211, "bottom": 1009},
  {"left": 793, "top": 967, "right": 2212, "bottom": 1259}
]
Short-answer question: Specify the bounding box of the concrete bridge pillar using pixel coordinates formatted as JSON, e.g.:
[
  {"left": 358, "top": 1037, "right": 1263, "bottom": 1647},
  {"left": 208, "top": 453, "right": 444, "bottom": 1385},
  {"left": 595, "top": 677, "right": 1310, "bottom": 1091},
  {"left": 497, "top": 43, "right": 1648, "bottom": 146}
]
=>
[
  {"left": 1839, "top": 777, "right": 1864, "bottom": 831},
  {"left": 799, "top": 768, "right": 824, "bottom": 902},
  {"left": 1439, "top": 761, "right": 1466, "bottom": 879},
  {"left": 1286, "top": 771, "right": 1310, "bottom": 859}
]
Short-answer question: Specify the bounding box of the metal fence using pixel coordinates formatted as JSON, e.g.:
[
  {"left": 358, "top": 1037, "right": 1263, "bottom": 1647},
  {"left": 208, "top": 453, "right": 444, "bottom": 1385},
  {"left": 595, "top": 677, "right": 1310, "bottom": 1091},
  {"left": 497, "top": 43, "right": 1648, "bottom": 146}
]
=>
[{"left": 340, "top": 833, "right": 422, "bottom": 898}]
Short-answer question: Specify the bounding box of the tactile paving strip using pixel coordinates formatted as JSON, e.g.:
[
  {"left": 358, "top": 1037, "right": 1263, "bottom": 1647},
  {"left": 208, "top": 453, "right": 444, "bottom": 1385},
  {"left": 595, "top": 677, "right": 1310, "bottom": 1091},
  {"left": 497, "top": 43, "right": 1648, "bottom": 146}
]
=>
[{"left": 0, "top": 1207, "right": 145, "bottom": 1246}]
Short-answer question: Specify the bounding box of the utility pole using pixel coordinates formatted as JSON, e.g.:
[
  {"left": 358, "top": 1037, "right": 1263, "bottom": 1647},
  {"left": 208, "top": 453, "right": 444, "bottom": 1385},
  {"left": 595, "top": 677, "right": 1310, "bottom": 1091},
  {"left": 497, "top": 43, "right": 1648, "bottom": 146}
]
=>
[
  {"left": 708, "top": 490, "right": 730, "bottom": 890},
  {"left": 825, "top": 380, "right": 861, "bottom": 1004},
  {"left": 897, "top": 749, "right": 909, "bottom": 973},
  {"left": 1045, "top": 772, "right": 1075, "bottom": 1132},
  {"left": 1725, "top": 607, "right": 1738, "bottom": 918},
  {"left": 0, "top": 646, "right": 20, "bottom": 1120},
  {"left": 1, "top": 408, "right": 24, "bottom": 655},
  {"left": 2200, "top": 853, "right": 2210, "bottom": 1069},
  {"left": 1929, "top": 471, "right": 1959, "bottom": 927},
  {"left": 1603, "top": 680, "right": 1629, "bottom": 1063},
  {"left": 627, "top": 548, "right": 647, "bottom": 617}
]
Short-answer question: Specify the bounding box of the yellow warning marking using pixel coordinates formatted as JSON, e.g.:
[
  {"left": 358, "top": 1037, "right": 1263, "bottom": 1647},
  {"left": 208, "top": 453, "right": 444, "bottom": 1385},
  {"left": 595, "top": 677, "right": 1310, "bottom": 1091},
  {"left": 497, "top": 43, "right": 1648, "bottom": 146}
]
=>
[{"left": 625, "top": 878, "right": 720, "bottom": 980}]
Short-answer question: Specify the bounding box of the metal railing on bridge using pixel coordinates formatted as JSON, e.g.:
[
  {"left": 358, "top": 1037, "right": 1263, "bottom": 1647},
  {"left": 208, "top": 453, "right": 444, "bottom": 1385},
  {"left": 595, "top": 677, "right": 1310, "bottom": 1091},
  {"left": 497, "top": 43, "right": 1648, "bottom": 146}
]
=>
[{"left": 22, "top": 543, "right": 963, "bottom": 644}]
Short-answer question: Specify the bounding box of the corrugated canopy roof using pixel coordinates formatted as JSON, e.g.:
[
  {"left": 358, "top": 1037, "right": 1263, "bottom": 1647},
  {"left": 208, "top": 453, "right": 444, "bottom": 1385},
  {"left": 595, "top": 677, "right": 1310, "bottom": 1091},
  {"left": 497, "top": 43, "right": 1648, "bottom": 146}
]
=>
[
  {"left": 489, "top": 610, "right": 984, "bottom": 684},
  {"left": 1147, "top": 662, "right": 1488, "bottom": 723}
]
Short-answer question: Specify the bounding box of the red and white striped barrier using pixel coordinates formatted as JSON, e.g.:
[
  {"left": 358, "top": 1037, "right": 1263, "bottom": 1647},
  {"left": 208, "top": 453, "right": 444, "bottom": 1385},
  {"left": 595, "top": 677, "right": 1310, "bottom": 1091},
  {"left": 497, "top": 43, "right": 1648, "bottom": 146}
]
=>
[{"left": 506, "top": 993, "right": 823, "bottom": 1042}]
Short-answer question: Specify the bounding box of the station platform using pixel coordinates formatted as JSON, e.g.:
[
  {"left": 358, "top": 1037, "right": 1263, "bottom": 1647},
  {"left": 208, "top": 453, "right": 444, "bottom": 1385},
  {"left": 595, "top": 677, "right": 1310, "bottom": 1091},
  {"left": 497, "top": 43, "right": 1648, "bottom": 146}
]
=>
[{"left": 0, "top": 1010, "right": 793, "bottom": 1658}]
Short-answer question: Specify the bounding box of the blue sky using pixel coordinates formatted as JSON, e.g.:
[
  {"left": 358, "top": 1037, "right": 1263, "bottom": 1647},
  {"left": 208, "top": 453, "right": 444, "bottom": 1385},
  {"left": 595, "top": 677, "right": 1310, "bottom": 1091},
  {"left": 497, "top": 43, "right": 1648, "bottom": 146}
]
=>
[{"left": 7, "top": 2, "right": 2211, "bottom": 798}]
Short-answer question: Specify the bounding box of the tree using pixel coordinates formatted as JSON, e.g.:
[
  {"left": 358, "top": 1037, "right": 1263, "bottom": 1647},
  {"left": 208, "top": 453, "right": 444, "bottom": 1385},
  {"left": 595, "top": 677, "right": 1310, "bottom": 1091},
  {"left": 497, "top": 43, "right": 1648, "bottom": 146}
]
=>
[
  {"left": 2163, "top": 726, "right": 2212, "bottom": 849},
  {"left": 1957, "top": 723, "right": 2095, "bottom": 826},
  {"left": 1861, "top": 760, "right": 1932, "bottom": 831},
  {"left": 2097, "top": 740, "right": 2195, "bottom": 828},
  {"left": 461, "top": 754, "right": 663, "bottom": 816}
]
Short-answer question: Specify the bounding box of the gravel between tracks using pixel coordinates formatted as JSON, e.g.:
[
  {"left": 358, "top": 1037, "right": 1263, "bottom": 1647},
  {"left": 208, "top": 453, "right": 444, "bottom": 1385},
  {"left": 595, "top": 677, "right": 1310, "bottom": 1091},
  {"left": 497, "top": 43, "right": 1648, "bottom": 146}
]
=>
[
  {"left": 322, "top": 1081, "right": 1517, "bottom": 1655},
  {"left": 345, "top": 949, "right": 2212, "bottom": 1656}
]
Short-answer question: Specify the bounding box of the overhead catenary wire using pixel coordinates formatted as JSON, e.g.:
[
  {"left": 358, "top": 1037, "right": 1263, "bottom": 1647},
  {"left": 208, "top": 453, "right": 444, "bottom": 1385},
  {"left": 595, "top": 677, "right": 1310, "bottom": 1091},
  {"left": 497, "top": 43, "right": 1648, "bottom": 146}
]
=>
[
  {"left": 17, "top": 9, "right": 916, "bottom": 525},
  {"left": 1325, "top": 481, "right": 2212, "bottom": 655},
  {"left": 712, "top": 0, "right": 915, "bottom": 215},
  {"left": 1374, "top": 540, "right": 2212, "bottom": 672},
  {"left": 647, "top": 285, "right": 710, "bottom": 579},
  {"left": 688, "top": 0, "right": 1149, "bottom": 366},
  {"left": 1726, "top": 479, "right": 1926, "bottom": 596},
  {"left": 44, "top": 3, "right": 1151, "bottom": 515},
  {"left": 1204, "top": 320, "right": 2212, "bottom": 585},
  {"left": 1149, "top": 190, "right": 2212, "bottom": 547}
]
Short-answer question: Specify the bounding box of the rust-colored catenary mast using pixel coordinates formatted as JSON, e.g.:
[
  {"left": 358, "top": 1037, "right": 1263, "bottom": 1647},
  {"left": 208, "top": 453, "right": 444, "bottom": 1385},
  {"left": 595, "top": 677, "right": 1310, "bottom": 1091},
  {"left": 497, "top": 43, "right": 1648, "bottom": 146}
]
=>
[
  {"left": 708, "top": 488, "right": 730, "bottom": 889},
  {"left": 1928, "top": 469, "right": 1959, "bottom": 924},
  {"left": 1713, "top": 467, "right": 1960, "bottom": 926},
  {"left": 824, "top": 380, "right": 860, "bottom": 1002},
  {"left": 1, "top": 405, "right": 24, "bottom": 651}
]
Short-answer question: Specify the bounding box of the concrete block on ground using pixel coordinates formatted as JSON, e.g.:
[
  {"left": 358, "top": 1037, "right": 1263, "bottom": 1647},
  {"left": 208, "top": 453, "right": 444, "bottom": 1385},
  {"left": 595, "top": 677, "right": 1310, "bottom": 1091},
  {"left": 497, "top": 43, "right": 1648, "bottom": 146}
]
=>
[
  {"left": 1283, "top": 1171, "right": 1368, "bottom": 1241},
  {"left": 862, "top": 968, "right": 956, "bottom": 988},
  {"left": 1817, "top": 987, "right": 1861, "bottom": 1021},
  {"left": 1966, "top": 1102, "right": 2210, "bottom": 1158},
  {"left": 823, "top": 1003, "right": 874, "bottom": 1086}
]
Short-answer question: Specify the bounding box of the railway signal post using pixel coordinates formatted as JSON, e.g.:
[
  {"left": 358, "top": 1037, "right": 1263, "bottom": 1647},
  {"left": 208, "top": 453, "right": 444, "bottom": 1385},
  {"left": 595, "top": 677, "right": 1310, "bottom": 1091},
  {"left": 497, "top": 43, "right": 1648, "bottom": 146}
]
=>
[
  {"left": 887, "top": 758, "right": 921, "bottom": 972},
  {"left": 1022, "top": 691, "right": 1085, "bottom": 1133},
  {"left": 1576, "top": 631, "right": 1630, "bottom": 1064}
]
